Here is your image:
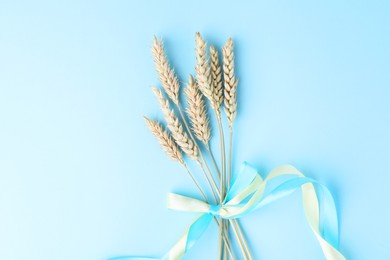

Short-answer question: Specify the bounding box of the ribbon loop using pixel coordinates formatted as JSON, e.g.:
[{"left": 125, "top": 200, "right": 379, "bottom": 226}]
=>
[{"left": 167, "top": 193, "right": 210, "bottom": 214}]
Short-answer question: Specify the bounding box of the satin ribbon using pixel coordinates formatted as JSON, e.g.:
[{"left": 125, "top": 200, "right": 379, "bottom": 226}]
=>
[{"left": 111, "top": 162, "right": 345, "bottom": 260}]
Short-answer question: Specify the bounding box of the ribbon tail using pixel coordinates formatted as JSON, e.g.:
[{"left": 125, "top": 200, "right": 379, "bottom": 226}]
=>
[
  {"left": 167, "top": 213, "right": 213, "bottom": 259},
  {"left": 301, "top": 180, "right": 345, "bottom": 260},
  {"left": 111, "top": 213, "right": 213, "bottom": 260},
  {"left": 258, "top": 174, "right": 345, "bottom": 260}
]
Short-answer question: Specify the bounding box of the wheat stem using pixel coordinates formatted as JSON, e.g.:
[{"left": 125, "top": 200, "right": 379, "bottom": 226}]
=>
[
  {"left": 216, "top": 115, "right": 230, "bottom": 260},
  {"left": 216, "top": 116, "right": 226, "bottom": 194},
  {"left": 196, "top": 160, "right": 219, "bottom": 203},
  {"left": 232, "top": 219, "right": 253, "bottom": 260},
  {"left": 177, "top": 103, "right": 234, "bottom": 260},
  {"left": 181, "top": 162, "right": 234, "bottom": 259},
  {"left": 218, "top": 221, "right": 224, "bottom": 260},
  {"left": 230, "top": 221, "right": 247, "bottom": 259},
  {"left": 206, "top": 143, "right": 221, "bottom": 179},
  {"left": 228, "top": 127, "right": 233, "bottom": 193},
  {"left": 229, "top": 129, "right": 253, "bottom": 259},
  {"left": 181, "top": 162, "right": 208, "bottom": 201},
  {"left": 208, "top": 138, "right": 250, "bottom": 260},
  {"left": 224, "top": 221, "right": 228, "bottom": 260}
]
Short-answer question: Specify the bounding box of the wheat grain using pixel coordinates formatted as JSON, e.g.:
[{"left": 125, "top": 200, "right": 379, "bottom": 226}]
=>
[
  {"left": 152, "top": 87, "right": 198, "bottom": 160},
  {"left": 152, "top": 37, "right": 180, "bottom": 105},
  {"left": 210, "top": 45, "right": 223, "bottom": 112},
  {"left": 185, "top": 75, "right": 211, "bottom": 144},
  {"left": 223, "top": 38, "right": 238, "bottom": 127},
  {"left": 144, "top": 117, "right": 183, "bottom": 163}
]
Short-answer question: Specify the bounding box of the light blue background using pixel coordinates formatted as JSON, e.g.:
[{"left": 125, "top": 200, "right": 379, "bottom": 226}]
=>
[{"left": 0, "top": 0, "right": 389, "bottom": 259}]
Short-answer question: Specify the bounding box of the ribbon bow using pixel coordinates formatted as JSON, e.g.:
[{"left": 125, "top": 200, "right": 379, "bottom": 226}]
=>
[{"left": 111, "top": 162, "right": 345, "bottom": 260}]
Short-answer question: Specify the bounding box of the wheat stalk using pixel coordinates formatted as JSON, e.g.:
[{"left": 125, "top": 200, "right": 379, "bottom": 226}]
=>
[
  {"left": 185, "top": 75, "right": 211, "bottom": 145},
  {"left": 195, "top": 34, "right": 225, "bottom": 198},
  {"left": 222, "top": 38, "right": 253, "bottom": 259},
  {"left": 147, "top": 34, "right": 250, "bottom": 260},
  {"left": 152, "top": 37, "right": 180, "bottom": 105},
  {"left": 210, "top": 45, "right": 223, "bottom": 113},
  {"left": 144, "top": 117, "right": 183, "bottom": 163},
  {"left": 152, "top": 87, "right": 198, "bottom": 160},
  {"left": 194, "top": 34, "right": 229, "bottom": 260},
  {"left": 223, "top": 38, "right": 238, "bottom": 127}
]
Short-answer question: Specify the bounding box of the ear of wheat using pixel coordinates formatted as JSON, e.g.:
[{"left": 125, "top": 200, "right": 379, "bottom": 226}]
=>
[
  {"left": 152, "top": 36, "right": 180, "bottom": 105},
  {"left": 185, "top": 75, "right": 211, "bottom": 145},
  {"left": 144, "top": 117, "right": 183, "bottom": 163},
  {"left": 151, "top": 87, "right": 198, "bottom": 160},
  {"left": 195, "top": 32, "right": 218, "bottom": 111},
  {"left": 223, "top": 38, "right": 238, "bottom": 127},
  {"left": 210, "top": 45, "right": 223, "bottom": 113}
]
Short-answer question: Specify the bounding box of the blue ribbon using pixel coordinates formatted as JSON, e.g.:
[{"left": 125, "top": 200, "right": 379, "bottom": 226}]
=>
[{"left": 110, "top": 162, "right": 344, "bottom": 260}]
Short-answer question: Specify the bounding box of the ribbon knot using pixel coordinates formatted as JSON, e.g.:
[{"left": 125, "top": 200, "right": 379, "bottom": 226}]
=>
[{"left": 208, "top": 204, "right": 221, "bottom": 216}]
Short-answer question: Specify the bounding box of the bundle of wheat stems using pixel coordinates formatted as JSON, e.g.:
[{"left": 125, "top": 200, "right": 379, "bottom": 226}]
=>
[{"left": 145, "top": 32, "right": 252, "bottom": 260}]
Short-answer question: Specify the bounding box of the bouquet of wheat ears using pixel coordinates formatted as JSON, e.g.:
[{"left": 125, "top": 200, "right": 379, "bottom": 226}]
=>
[{"left": 144, "top": 32, "right": 251, "bottom": 259}]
